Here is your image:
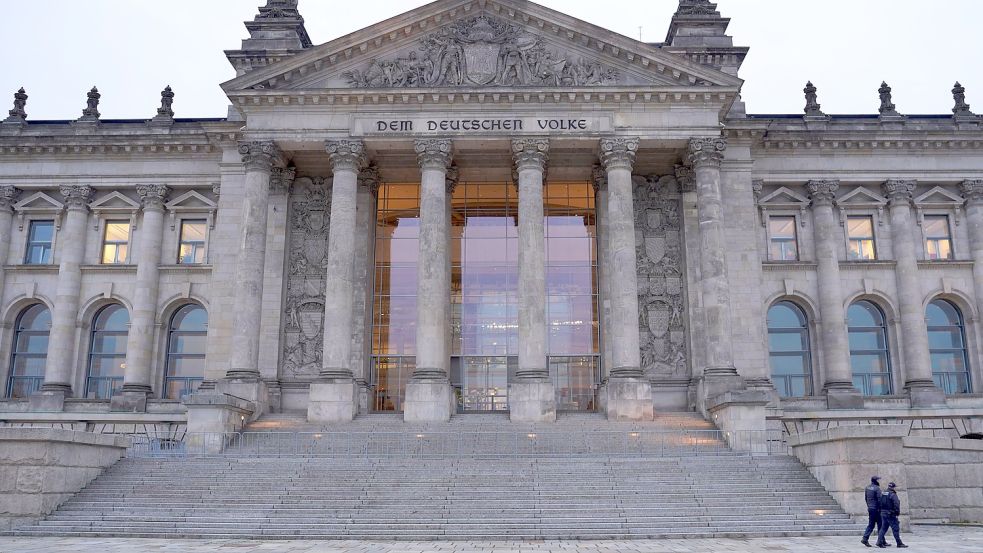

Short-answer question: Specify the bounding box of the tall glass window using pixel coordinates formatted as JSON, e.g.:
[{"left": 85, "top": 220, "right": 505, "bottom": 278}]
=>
[
  {"left": 768, "top": 216, "right": 798, "bottom": 261},
  {"left": 164, "top": 304, "right": 207, "bottom": 400},
  {"left": 6, "top": 304, "right": 50, "bottom": 398},
  {"left": 847, "top": 300, "right": 893, "bottom": 395},
  {"left": 847, "top": 216, "right": 877, "bottom": 260},
  {"left": 178, "top": 220, "right": 207, "bottom": 264},
  {"left": 924, "top": 215, "right": 953, "bottom": 260},
  {"left": 767, "top": 301, "right": 812, "bottom": 397},
  {"left": 927, "top": 299, "right": 972, "bottom": 394},
  {"left": 25, "top": 220, "right": 54, "bottom": 264},
  {"left": 101, "top": 220, "right": 130, "bottom": 264},
  {"left": 85, "top": 304, "right": 128, "bottom": 400}
]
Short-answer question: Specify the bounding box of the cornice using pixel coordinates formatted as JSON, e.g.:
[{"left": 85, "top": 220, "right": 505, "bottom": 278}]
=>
[{"left": 725, "top": 120, "right": 983, "bottom": 153}]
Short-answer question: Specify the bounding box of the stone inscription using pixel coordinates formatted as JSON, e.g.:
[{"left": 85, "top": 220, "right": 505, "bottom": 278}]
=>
[
  {"left": 634, "top": 175, "right": 689, "bottom": 378},
  {"left": 356, "top": 116, "right": 607, "bottom": 136}
]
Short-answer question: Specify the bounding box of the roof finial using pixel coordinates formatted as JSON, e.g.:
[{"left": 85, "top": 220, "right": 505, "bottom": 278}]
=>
[
  {"left": 79, "top": 86, "right": 101, "bottom": 121},
  {"left": 675, "top": 0, "right": 719, "bottom": 17},
  {"left": 803, "top": 81, "right": 825, "bottom": 117},
  {"left": 952, "top": 81, "right": 975, "bottom": 117},
  {"left": 3, "top": 87, "right": 27, "bottom": 124},
  {"left": 878, "top": 81, "right": 900, "bottom": 117}
]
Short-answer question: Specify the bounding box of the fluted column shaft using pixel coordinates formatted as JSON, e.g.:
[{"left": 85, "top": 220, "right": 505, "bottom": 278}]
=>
[
  {"left": 592, "top": 169, "right": 613, "bottom": 382},
  {"left": 121, "top": 185, "right": 169, "bottom": 394},
  {"left": 513, "top": 139, "right": 550, "bottom": 380},
  {"left": 688, "top": 138, "right": 734, "bottom": 372},
  {"left": 228, "top": 141, "right": 283, "bottom": 379},
  {"left": 42, "top": 185, "right": 94, "bottom": 393},
  {"left": 883, "top": 179, "right": 939, "bottom": 392},
  {"left": 320, "top": 140, "right": 367, "bottom": 380},
  {"left": 599, "top": 138, "right": 642, "bottom": 378},
  {"left": 961, "top": 180, "right": 983, "bottom": 346},
  {"left": 412, "top": 138, "right": 452, "bottom": 380},
  {"left": 806, "top": 180, "right": 856, "bottom": 392}
]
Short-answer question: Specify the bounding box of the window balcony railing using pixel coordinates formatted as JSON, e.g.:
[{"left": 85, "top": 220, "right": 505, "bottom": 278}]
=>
[
  {"left": 853, "top": 373, "right": 893, "bottom": 396},
  {"left": 933, "top": 371, "right": 971, "bottom": 395},
  {"left": 773, "top": 375, "right": 813, "bottom": 398},
  {"left": 85, "top": 376, "right": 123, "bottom": 400},
  {"left": 164, "top": 377, "right": 203, "bottom": 401},
  {"left": 5, "top": 375, "right": 43, "bottom": 398}
]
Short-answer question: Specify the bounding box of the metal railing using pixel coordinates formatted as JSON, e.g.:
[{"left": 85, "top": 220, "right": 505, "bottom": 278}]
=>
[
  {"left": 124, "top": 428, "right": 789, "bottom": 459},
  {"left": 85, "top": 376, "right": 123, "bottom": 400},
  {"left": 5, "top": 375, "right": 43, "bottom": 398}
]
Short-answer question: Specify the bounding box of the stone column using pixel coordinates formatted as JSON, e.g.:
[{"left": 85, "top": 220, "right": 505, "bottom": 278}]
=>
[
  {"left": 598, "top": 137, "right": 653, "bottom": 421},
  {"left": 308, "top": 139, "right": 367, "bottom": 422},
  {"left": 592, "top": 167, "right": 614, "bottom": 390},
  {"left": 351, "top": 164, "right": 380, "bottom": 412},
  {"left": 0, "top": 187, "right": 22, "bottom": 294},
  {"left": 806, "top": 180, "right": 862, "bottom": 408},
  {"left": 404, "top": 138, "right": 455, "bottom": 422},
  {"left": 34, "top": 185, "right": 93, "bottom": 408},
  {"left": 960, "top": 180, "right": 983, "bottom": 377},
  {"left": 509, "top": 138, "right": 556, "bottom": 422},
  {"left": 883, "top": 179, "right": 946, "bottom": 406},
  {"left": 113, "top": 184, "right": 169, "bottom": 412},
  {"left": 687, "top": 138, "right": 745, "bottom": 400}
]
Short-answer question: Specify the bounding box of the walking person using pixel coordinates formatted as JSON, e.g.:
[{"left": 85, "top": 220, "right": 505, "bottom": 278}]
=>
[
  {"left": 876, "top": 482, "right": 907, "bottom": 548},
  {"left": 861, "top": 476, "right": 882, "bottom": 547}
]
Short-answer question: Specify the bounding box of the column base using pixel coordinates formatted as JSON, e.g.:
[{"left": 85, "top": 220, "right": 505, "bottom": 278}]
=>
[
  {"left": 307, "top": 379, "right": 358, "bottom": 423},
  {"left": 28, "top": 390, "right": 67, "bottom": 412},
  {"left": 604, "top": 377, "right": 654, "bottom": 421},
  {"left": 695, "top": 367, "right": 746, "bottom": 414},
  {"left": 403, "top": 379, "right": 454, "bottom": 423},
  {"left": 906, "top": 380, "right": 947, "bottom": 408},
  {"left": 215, "top": 377, "right": 268, "bottom": 422},
  {"left": 509, "top": 380, "right": 556, "bottom": 423},
  {"left": 824, "top": 382, "right": 864, "bottom": 410},
  {"left": 110, "top": 387, "right": 150, "bottom": 413}
]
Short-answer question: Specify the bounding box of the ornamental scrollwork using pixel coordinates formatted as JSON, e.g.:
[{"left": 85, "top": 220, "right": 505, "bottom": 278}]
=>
[{"left": 343, "top": 15, "right": 619, "bottom": 88}]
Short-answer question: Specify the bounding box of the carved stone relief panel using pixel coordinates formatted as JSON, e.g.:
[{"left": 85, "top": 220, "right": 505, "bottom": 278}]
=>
[
  {"left": 280, "top": 177, "right": 329, "bottom": 380},
  {"left": 633, "top": 175, "right": 688, "bottom": 378}
]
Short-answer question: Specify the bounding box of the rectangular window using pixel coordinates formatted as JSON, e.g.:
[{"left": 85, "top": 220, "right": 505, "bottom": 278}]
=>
[
  {"left": 178, "top": 220, "right": 207, "bottom": 264},
  {"left": 24, "top": 220, "right": 54, "bottom": 264},
  {"left": 924, "top": 215, "right": 953, "bottom": 260},
  {"left": 100, "top": 221, "right": 130, "bottom": 264},
  {"left": 847, "top": 216, "right": 877, "bottom": 260},
  {"left": 768, "top": 216, "right": 798, "bottom": 261}
]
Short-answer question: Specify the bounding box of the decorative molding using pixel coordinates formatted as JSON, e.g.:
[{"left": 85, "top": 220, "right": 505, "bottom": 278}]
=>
[
  {"left": 269, "top": 166, "right": 298, "bottom": 195},
  {"left": 358, "top": 163, "right": 382, "bottom": 194},
  {"left": 444, "top": 164, "right": 460, "bottom": 194},
  {"left": 590, "top": 164, "right": 607, "bottom": 192},
  {"left": 686, "top": 137, "right": 726, "bottom": 168},
  {"left": 598, "top": 136, "right": 638, "bottom": 171},
  {"left": 238, "top": 140, "right": 285, "bottom": 172},
  {"left": 882, "top": 178, "right": 916, "bottom": 206},
  {"left": 136, "top": 184, "right": 170, "bottom": 212},
  {"left": 325, "top": 139, "right": 367, "bottom": 173},
  {"left": 88, "top": 191, "right": 142, "bottom": 231},
  {"left": 674, "top": 165, "right": 694, "bottom": 193},
  {"left": 913, "top": 185, "right": 965, "bottom": 227},
  {"left": 59, "top": 185, "right": 95, "bottom": 210},
  {"left": 511, "top": 137, "right": 549, "bottom": 171},
  {"left": 0, "top": 186, "right": 22, "bottom": 212},
  {"left": 12, "top": 191, "right": 64, "bottom": 230},
  {"left": 414, "top": 138, "right": 453, "bottom": 169},
  {"left": 836, "top": 186, "right": 888, "bottom": 227},
  {"left": 760, "top": 185, "right": 812, "bottom": 227},
  {"left": 960, "top": 179, "right": 983, "bottom": 204},
  {"left": 804, "top": 179, "right": 839, "bottom": 207},
  {"left": 164, "top": 190, "right": 218, "bottom": 230}
]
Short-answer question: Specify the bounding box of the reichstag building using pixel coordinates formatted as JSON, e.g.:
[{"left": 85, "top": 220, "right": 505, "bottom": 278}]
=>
[{"left": 0, "top": 0, "right": 981, "bottom": 438}]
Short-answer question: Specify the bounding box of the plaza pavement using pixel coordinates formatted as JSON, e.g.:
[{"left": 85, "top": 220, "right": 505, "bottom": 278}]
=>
[{"left": 0, "top": 525, "right": 980, "bottom": 553}]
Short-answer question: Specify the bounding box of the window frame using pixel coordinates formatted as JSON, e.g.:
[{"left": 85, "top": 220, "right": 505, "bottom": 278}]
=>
[
  {"left": 766, "top": 214, "right": 800, "bottom": 262},
  {"left": 845, "top": 215, "right": 878, "bottom": 261},
  {"left": 766, "top": 300, "right": 814, "bottom": 398},
  {"left": 176, "top": 219, "right": 208, "bottom": 265},
  {"left": 24, "top": 219, "right": 56, "bottom": 265},
  {"left": 922, "top": 213, "right": 954, "bottom": 261},
  {"left": 84, "top": 304, "right": 128, "bottom": 401},
  {"left": 847, "top": 300, "right": 895, "bottom": 396},
  {"left": 5, "top": 304, "right": 50, "bottom": 398},
  {"left": 927, "top": 299, "right": 973, "bottom": 395},
  {"left": 163, "top": 303, "right": 207, "bottom": 401},
  {"left": 100, "top": 219, "right": 132, "bottom": 265}
]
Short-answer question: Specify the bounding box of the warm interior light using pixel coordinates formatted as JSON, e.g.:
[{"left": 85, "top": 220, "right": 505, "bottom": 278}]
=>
[{"left": 527, "top": 433, "right": 537, "bottom": 439}]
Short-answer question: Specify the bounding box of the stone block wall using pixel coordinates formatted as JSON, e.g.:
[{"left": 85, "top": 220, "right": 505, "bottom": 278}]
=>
[
  {"left": 902, "top": 436, "right": 983, "bottom": 523},
  {"left": 0, "top": 428, "right": 129, "bottom": 530}
]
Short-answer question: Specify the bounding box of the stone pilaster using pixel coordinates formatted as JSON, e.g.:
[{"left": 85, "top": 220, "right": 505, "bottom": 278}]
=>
[
  {"left": 806, "top": 180, "right": 862, "bottom": 408},
  {"left": 113, "top": 184, "right": 169, "bottom": 412},
  {"left": 352, "top": 164, "right": 380, "bottom": 412},
  {"left": 598, "top": 137, "right": 653, "bottom": 421},
  {"left": 404, "top": 138, "right": 455, "bottom": 423},
  {"left": 0, "top": 187, "right": 21, "bottom": 295},
  {"left": 688, "top": 138, "right": 743, "bottom": 401},
  {"left": 34, "top": 185, "right": 93, "bottom": 409},
  {"left": 882, "top": 179, "right": 946, "bottom": 407},
  {"left": 960, "top": 180, "right": 983, "bottom": 359},
  {"left": 592, "top": 167, "right": 613, "bottom": 388},
  {"left": 308, "top": 139, "right": 367, "bottom": 422},
  {"left": 510, "top": 138, "right": 556, "bottom": 422}
]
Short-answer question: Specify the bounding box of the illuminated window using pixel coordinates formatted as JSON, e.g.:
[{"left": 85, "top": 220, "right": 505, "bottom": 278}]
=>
[
  {"left": 24, "top": 220, "right": 54, "bottom": 264},
  {"left": 846, "top": 216, "right": 876, "bottom": 260},
  {"left": 924, "top": 215, "right": 953, "bottom": 260},
  {"left": 178, "top": 220, "right": 207, "bottom": 264},
  {"left": 101, "top": 221, "right": 130, "bottom": 264},
  {"left": 927, "top": 299, "right": 972, "bottom": 394},
  {"left": 768, "top": 216, "right": 798, "bottom": 261}
]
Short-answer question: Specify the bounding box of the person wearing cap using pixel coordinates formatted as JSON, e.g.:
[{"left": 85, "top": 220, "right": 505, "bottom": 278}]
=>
[
  {"left": 876, "top": 482, "right": 907, "bottom": 548},
  {"left": 861, "top": 476, "right": 883, "bottom": 547}
]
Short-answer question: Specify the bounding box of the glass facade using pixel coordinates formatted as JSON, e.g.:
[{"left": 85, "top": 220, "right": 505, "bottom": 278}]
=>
[
  {"left": 5, "top": 304, "right": 50, "bottom": 398},
  {"left": 767, "top": 301, "right": 812, "bottom": 397},
  {"left": 164, "top": 304, "right": 207, "bottom": 400},
  {"left": 847, "top": 301, "right": 893, "bottom": 395},
  {"left": 927, "top": 299, "right": 972, "bottom": 394},
  {"left": 85, "top": 304, "right": 128, "bottom": 400}
]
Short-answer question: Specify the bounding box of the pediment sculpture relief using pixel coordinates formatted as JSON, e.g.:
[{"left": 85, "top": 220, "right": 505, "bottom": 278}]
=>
[{"left": 343, "top": 15, "right": 619, "bottom": 88}]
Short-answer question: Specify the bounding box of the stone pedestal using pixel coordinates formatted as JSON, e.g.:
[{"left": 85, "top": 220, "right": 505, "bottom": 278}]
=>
[
  {"left": 825, "top": 385, "right": 865, "bottom": 410},
  {"left": 27, "top": 392, "right": 66, "bottom": 413},
  {"left": 706, "top": 390, "right": 769, "bottom": 452},
  {"left": 604, "top": 378, "right": 654, "bottom": 421},
  {"left": 906, "top": 383, "right": 947, "bottom": 408},
  {"left": 509, "top": 381, "right": 557, "bottom": 423},
  {"left": 403, "top": 380, "right": 454, "bottom": 423},
  {"left": 185, "top": 392, "right": 254, "bottom": 453},
  {"left": 109, "top": 391, "right": 149, "bottom": 413},
  {"left": 307, "top": 380, "right": 359, "bottom": 423},
  {"left": 215, "top": 378, "right": 268, "bottom": 423}
]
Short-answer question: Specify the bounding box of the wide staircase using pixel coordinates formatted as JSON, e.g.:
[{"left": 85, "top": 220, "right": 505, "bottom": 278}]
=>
[{"left": 10, "top": 412, "right": 861, "bottom": 540}]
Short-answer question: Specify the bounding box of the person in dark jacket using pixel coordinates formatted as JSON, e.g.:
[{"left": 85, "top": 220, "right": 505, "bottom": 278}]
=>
[
  {"left": 861, "top": 475, "right": 882, "bottom": 546},
  {"left": 876, "top": 482, "right": 907, "bottom": 548}
]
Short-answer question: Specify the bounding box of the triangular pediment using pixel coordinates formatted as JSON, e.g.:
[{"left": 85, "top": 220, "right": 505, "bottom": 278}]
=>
[
  {"left": 837, "top": 186, "right": 887, "bottom": 207},
  {"left": 222, "top": 0, "right": 742, "bottom": 94},
  {"left": 89, "top": 191, "right": 140, "bottom": 211},
  {"left": 914, "top": 186, "right": 964, "bottom": 207},
  {"left": 14, "top": 192, "right": 63, "bottom": 211},
  {"left": 165, "top": 191, "right": 216, "bottom": 211},
  {"left": 759, "top": 186, "right": 809, "bottom": 207}
]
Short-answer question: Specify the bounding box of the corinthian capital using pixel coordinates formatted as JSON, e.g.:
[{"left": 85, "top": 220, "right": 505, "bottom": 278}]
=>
[
  {"left": 511, "top": 138, "right": 549, "bottom": 171},
  {"left": 238, "top": 141, "right": 284, "bottom": 172},
  {"left": 0, "top": 186, "right": 22, "bottom": 212},
  {"left": 805, "top": 179, "right": 840, "bottom": 207},
  {"left": 414, "top": 138, "right": 453, "bottom": 170},
  {"left": 687, "top": 137, "right": 727, "bottom": 168},
  {"left": 358, "top": 163, "right": 382, "bottom": 195},
  {"left": 590, "top": 165, "right": 607, "bottom": 193},
  {"left": 674, "top": 165, "right": 695, "bottom": 193},
  {"left": 598, "top": 137, "right": 638, "bottom": 171},
  {"left": 59, "top": 185, "right": 94, "bottom": 210},
  {"left": 136, "top": 184, "right": 170, "bottom": 211},
  {"left": 269, "top": 166, "right": 297, "bottom": 195},
  {"left": 960, "top": 179, "right": 983, "bottom": 204},
  {"left": 882, "top": 179, "right": 916, "bottom": 205},
  {"left": 325, "top": 139, "right": 367, "bottom": 173}
]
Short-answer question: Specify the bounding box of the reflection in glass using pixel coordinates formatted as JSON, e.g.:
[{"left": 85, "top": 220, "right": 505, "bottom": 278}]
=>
[
  {"left": 847, "top": 216, "right": 876, "bottom": 260},
  {"left": 178, "top": 220, "right": 207, "bottom": 264},
  {"left": 848, "top": 301, "right": 893, "bottom": 395},
  {"left": 25, "top": 220, "right": 54, "bottom": 265},
  {"left": 924, "top": 215, "right": 953, "bottom": 260},
  {"left": 767, "top": 301, "right": 812, "bottom": 397},
  {"left": 101, "top": 221, "right": 130, "bottom": 264},
  {"left": 768, "top": 216, "right": 798, "bottom": 261},
  {"left": 927, "top": 299, "right": 972, "bottom": 394},
  {"left": 6, "top": 304, "right": 50, "bottom": 398},
  {"left": 85, "top": 304, "right": 129, "bottom": 400},
  {"left": 164, "top": 304, "right": 207, "bottom": 400}
]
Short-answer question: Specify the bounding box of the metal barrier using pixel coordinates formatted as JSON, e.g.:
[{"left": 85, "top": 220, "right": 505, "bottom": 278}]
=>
[{"left": 124, "top": 428, "right": 789, "bottom": 459}]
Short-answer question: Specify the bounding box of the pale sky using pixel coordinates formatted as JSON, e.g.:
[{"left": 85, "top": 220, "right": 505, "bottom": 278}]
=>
[{"left": 2, "top": 0, "right": 981, "bottom": 120}]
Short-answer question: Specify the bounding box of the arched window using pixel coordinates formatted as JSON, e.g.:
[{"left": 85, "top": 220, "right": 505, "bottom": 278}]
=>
[
  {"left": 927, "top": 299, "right": 972, "bottom": 394},
  {"left": 767, "top": 301, "right": 813, "bottom": 397},
  {"left": 6, "top": 304, "right": 51, "bottom": 398},
  {"left": 85, "top": 304, "right": 129, "bottom": 399},
  {"left": 164, "top": 304, "right": 206, "bottom": 400},
  {"left": 847, "top": 301, "right": 893, "bottom": 396}
]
